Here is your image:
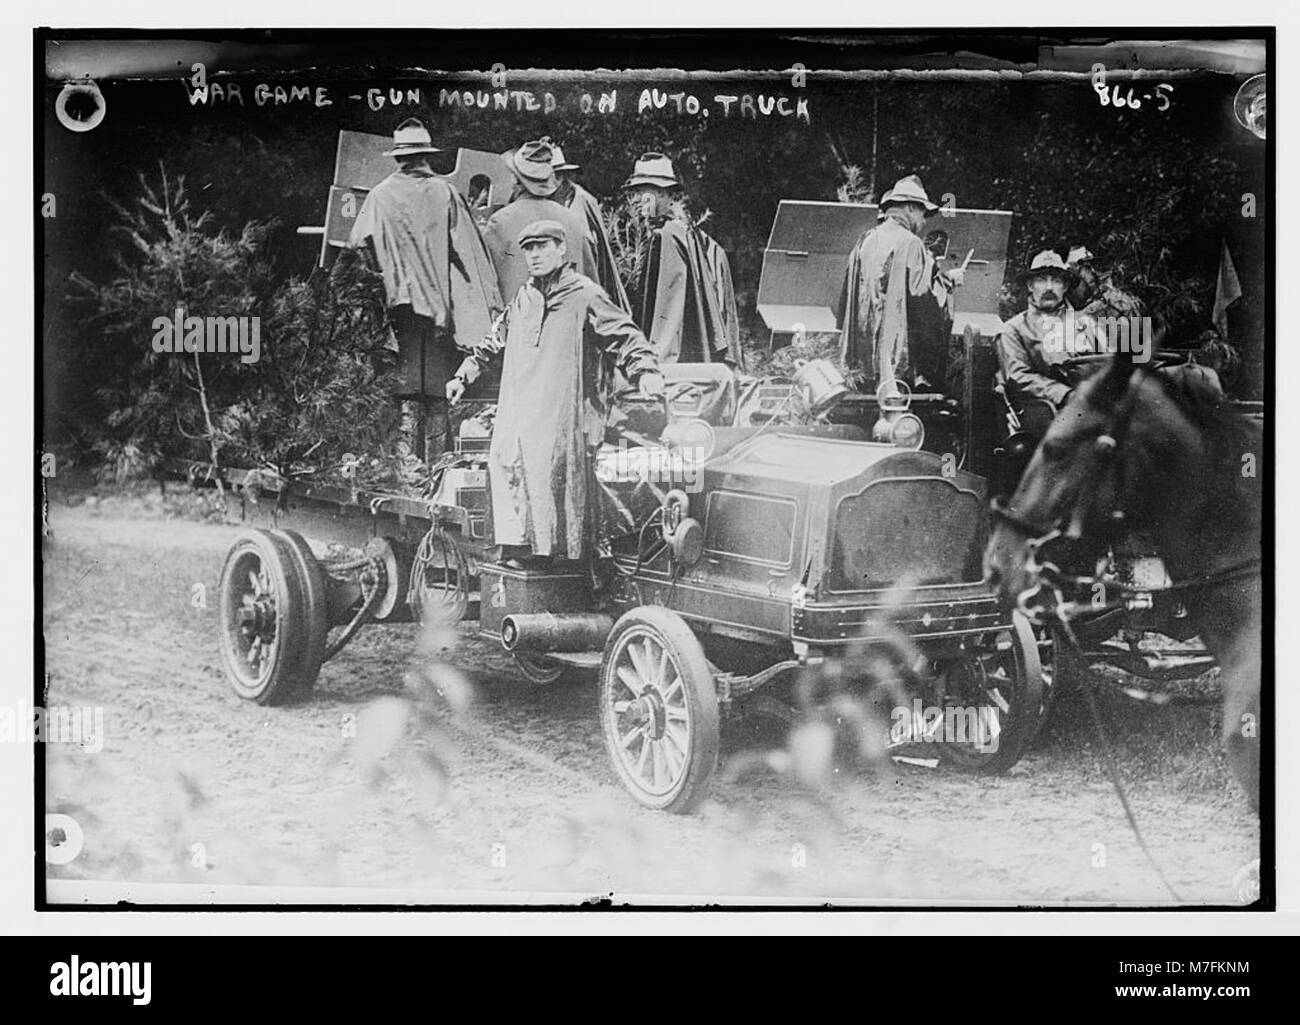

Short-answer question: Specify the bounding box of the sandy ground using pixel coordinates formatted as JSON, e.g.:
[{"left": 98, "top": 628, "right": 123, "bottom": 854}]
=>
[{"left": 39, "top": 496, "right": 1261, "bottom": 905}]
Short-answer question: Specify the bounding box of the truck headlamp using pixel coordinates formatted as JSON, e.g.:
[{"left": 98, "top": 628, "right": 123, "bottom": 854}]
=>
[
  {"left": 888, "top": 412, "right": 925, "bottom": 449},
  {"left": 872, "top": 410, "right": 925, "bottom": 449},
  {"left": 661, "top": 417, "right": 716, "bottom": 462},
  {"left": 871, "top": 379, "right": 924, "bottom": 449}
]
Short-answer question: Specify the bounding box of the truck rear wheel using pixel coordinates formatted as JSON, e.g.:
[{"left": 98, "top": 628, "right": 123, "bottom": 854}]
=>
[
  {"left": 599, "top": 607, "right": 720, "bottom": 813},
  {"left": 270, "top": 529, "right": 328, "bottom": 695},
  {"left": 217, "top": 529, "right": 325, "bottom": 704}
]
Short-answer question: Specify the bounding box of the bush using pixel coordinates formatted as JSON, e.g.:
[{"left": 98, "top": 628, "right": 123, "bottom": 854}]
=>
[{"left": 71, "top": 166, "right": 402, "bottom": 487}]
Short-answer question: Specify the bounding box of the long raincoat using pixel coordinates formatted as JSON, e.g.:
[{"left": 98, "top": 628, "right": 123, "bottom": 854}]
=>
[
  {"left": 839, "top": 210, "right": 953, "bottom": 387},
  {"left": 455, "top": 266, "right": 659, "bottom": 559},
  {"left": 634, "top": 218, "right": 741, "bottom": 366}
]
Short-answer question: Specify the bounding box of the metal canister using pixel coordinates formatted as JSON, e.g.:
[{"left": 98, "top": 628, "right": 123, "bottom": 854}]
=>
[{"left": 791, "top": 358, "right": 848, "bottom": 416}]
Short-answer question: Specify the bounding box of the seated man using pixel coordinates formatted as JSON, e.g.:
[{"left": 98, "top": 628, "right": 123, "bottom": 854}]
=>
[
  {"left": 997, "top": 249, "right": 1098, "bottom": 423},
  {"left": 446, "top": 220, "right": 664, "bottom": 565}
]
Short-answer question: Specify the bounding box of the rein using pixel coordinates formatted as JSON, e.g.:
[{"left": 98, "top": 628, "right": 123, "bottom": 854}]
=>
[{"left": 1055, "top": 600, "right": 1185, "bottom": 903}]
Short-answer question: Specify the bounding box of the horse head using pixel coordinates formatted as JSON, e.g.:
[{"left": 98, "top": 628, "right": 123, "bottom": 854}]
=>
[{"left": 984, "top": 350, "right": 1155, "bottom": 611}]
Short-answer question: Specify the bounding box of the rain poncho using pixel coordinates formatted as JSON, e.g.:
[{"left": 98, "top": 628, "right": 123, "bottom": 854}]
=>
[
  {"left": 839, "top": 211, "right": 953, "bottom": 386},
  {"left": 455, "top": 266, "right": 659, "bottom": 559},
  {"left": 348, "top": 164, "right": 502, "bottom": 354},
  {"left": 634, "top": 218, "right": 741, "bottom": 365}
]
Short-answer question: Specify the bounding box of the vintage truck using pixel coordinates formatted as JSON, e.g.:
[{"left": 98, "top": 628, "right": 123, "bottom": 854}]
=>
[
  {"left": 202, "top": 135, "right": 1044, "bottom": 812},
  {"left": 206, "top": 360, "right": 1044, "bottom": 812}
]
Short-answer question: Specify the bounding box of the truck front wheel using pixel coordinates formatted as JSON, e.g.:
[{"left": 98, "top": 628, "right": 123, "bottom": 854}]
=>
[{"left": 599, "top": 607, "right": 720, "bottom": 813}]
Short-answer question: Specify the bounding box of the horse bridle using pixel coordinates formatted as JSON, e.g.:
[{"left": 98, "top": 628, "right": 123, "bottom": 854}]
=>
[{"left": 989, "top": 373, "right": 1134, "bottom": 583}]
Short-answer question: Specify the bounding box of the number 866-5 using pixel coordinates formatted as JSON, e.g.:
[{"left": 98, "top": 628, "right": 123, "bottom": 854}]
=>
[{"left": 1090, "top": 64, "right": 1173, "bottom": 112}]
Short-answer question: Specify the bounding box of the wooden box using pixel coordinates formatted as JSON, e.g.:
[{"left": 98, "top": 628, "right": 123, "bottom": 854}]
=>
[{"left": 477, "top": 563, "right": 593, "bottom": 642}]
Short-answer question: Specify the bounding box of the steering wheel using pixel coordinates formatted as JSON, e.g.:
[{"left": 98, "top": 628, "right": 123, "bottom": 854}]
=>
[{"left": 667, "top": 381, "right": 706, "bottom": 415}]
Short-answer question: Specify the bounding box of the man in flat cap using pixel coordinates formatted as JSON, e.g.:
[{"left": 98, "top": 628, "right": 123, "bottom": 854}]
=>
[
  {"left": 446, "top": 220, "right": 663, "bottom": 563},
  {"left": 482, "top": 138, "right": 599, "bottom": 303},
  {"left": 345, "top": 118, "right": 502, "bottom": 460},
  {"left": 623, "top": 152, "right": 741, "bottom": 366},
  {"left": 998, "top": 249, "right": 1099, "bottom": 413},
  {"left": 839, "top": 174, "right": 965, "bottom": 391},
  {"left": 547, "top": 140, "right": 631, "bottom": 312}
]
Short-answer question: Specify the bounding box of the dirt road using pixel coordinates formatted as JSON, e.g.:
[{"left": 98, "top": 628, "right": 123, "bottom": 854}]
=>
[{"left": 40, "top": 498, "right": 1261, "bottom": 905}]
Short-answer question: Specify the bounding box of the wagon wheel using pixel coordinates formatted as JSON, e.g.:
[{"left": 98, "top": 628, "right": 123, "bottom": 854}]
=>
[
  {"left": 513, "top": 652, "right": 568, "bottom": 685},
  {"left": 930, "top": 611, "right": 1044, "bottom": 774},
  {"left": 217, "top": 529, "right": 325, "bottom": 705},
  {"left": 599, "top": 607, "right": 720, "bottom": 813},
  {"left": 409, "top": 525, "right": 470, "bottom": 626}
]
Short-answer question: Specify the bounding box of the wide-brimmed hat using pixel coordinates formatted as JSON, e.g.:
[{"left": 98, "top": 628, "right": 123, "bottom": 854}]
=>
[
  {"left": 517, "top": 219, "right": 567, "bottom": 247},
  {"left": 1020, "top": 249, "right": 1077, "bottom": 284},
  {"left": 879, "top": 174, "right": 938, "bottom": 213},
  {"left": 1066, "top": 245, "right": 1095, "bottom": 268},
  {"left": 383, "top": 118, "right": 440, "bottom": 158},
  {"left": 502, "top": 139, "right": 559, "bottom": 197},
  {"left": 623, "top": 152, "right": 681, "bottom": 190},
  {"left": 548, "top": 142, "right": 580, "bottom": 172}
]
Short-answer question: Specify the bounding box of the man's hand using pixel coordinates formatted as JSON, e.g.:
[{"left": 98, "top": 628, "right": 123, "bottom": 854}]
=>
[
  {"left": 637, "top": 372, "right": 665, "bottom": 398},
  {"left": 947, "top": 267, "right": 966, "bottom": 288},
  {"left": 446, "top": 377, "right": 466, "bottom": 406}
]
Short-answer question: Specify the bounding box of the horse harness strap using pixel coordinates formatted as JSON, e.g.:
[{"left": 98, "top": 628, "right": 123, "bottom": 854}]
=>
[
  {"left": 988, "top": 496, "right": 1057, "bottom": 539},
  {"left": 1051, "top": 555, "right": 1261, "bottom": 606}
]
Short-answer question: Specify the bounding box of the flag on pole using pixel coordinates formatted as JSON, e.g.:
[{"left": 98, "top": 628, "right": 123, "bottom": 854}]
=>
[{"left": 1212, "top": 239, "right": 1242, "bottom": 338}]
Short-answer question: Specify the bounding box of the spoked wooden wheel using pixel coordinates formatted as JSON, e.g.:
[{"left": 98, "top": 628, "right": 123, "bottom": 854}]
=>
[
  {"left": 599, "top": 607, "right": 719, "bottom": 813},
  {"left": 218, "top": 529, "right": 325, "bottom": 704},
  {"left": 930, "top": 611, "right": 1044, "bottom": 774},
  {"left": 409, "top": 525, "right": 470, "bottom": 626}
]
